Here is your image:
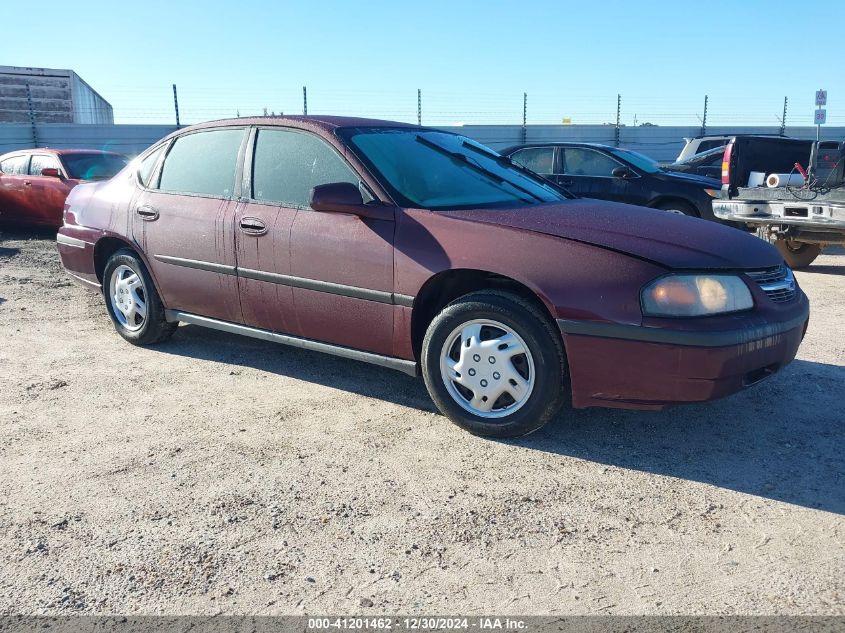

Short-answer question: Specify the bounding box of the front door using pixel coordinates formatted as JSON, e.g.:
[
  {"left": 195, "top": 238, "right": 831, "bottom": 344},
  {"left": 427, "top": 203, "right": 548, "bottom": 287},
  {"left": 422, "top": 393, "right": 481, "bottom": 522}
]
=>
[
  {"left": 131, "top": 127, "right": 247, "bottom": 324},
  {"left": 555, "top": 147, "right": 642, "bottom": 205},
  {"left": 236, "top": 126, "right": 395, "bottom": 355}
]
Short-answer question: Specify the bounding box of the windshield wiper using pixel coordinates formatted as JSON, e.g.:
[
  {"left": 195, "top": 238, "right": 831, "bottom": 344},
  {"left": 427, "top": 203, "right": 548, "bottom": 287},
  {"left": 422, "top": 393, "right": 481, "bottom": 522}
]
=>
[
  {"left": 415, "top": 135, "right": 544, "bottom": 204},
  {"left": 461, "top": 141, "right": 575, "bottom": 199}
]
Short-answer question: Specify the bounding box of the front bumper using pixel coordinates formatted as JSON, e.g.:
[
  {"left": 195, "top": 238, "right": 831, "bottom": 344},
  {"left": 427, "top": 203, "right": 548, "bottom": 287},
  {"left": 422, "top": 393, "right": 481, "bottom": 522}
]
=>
[{"left": 558, "top": 295, "right": 809, "bottom": 410}]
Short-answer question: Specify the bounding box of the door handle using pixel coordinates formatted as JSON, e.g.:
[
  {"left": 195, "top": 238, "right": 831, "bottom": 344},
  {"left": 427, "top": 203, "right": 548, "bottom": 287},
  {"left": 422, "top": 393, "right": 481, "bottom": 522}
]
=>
[
  {"left": 558, "top": 179, "right": 574, "bottom": 187},
  {"left": 135, "top": 205, "right": 159, "bottom": 221},
  {"left": 23, "top": 180, "right": 32, "bottom": 187},
  {"left": 239, "top": 217, "right": 267, "bottom": 235}
]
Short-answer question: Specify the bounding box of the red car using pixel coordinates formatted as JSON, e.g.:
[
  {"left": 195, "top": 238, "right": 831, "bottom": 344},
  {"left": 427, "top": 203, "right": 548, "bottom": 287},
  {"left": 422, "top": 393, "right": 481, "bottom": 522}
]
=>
[
  {"left": 0, "top": 148, "right": 127, "bottom": 228},
  {"left": 56, "top": 117, "right": 809, "bottom": 437}
]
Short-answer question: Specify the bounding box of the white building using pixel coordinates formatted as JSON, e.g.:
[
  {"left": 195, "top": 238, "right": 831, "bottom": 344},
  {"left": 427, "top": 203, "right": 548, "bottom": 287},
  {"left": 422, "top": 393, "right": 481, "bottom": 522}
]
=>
[{"left": 0, "top": 65, "right": 114, "bottom": 125}]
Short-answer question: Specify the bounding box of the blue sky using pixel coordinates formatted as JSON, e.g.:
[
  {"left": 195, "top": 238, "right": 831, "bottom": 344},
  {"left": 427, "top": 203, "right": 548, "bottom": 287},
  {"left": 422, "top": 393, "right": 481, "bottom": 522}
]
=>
[{"left": 5, "top": 0, "right": 843, "bottom": 127}]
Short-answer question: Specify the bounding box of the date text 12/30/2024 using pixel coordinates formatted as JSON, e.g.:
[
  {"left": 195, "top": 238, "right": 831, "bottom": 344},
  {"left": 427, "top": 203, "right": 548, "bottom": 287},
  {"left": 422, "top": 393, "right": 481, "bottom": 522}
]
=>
[{"left": 308, "top": 617, "right": 528, "bottom": 630}]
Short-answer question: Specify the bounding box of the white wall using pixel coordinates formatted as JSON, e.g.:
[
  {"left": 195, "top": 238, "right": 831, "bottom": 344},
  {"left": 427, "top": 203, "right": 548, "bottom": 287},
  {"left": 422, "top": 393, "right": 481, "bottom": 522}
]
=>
[{"left": 2, "top": 122, "right": 843, "bottom": 161}]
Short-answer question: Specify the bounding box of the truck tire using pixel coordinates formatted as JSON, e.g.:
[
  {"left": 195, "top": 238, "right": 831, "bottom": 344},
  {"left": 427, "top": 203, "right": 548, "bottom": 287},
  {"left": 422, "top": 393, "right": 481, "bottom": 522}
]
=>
[{"left": 775, "top": 241, "right": 821, "bottom": 269}]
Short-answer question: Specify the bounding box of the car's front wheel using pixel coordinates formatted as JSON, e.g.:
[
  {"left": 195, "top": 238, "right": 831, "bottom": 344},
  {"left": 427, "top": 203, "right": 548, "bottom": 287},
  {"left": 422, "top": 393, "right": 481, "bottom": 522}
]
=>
[
  {"left": 103, "top": 249, "right": 177, "bottom": 345},
  {"left": 421, "top": 291, "right": 567, "bottom": 438}
]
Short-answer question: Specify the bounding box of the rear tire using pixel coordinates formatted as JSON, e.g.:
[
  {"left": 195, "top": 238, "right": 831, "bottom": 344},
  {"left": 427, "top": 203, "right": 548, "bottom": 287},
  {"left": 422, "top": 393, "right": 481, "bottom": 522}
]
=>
[
  {"left": 655, "top": 200, "right": 698, "bottom": 217},
  {"left": 103, "top": 249, "right": 177, "bottom": 345},
  {"left": 775, "top": 241, "right": 821, "bottom": 269},
  {"left": 421, "top": 291, "right": 567, "bottom": 438}
]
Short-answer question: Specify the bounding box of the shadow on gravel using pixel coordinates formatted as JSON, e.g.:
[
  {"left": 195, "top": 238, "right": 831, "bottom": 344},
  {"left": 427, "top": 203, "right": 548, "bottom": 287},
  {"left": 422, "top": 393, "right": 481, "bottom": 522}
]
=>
[
  {"left": 0, "top": 226, "right": 58, "bottom": 242},
  {"left": 158, "top": 324, "right": 844, "bottom": 514},
  {"left": 157, "top": 323, "right": 436, "bottom": 412},
  {"left": 519, "top": 358, "right": 845, "bottom": 515},
  {"left": 0, "top": 246, "right": 20, "bottom": 258}
]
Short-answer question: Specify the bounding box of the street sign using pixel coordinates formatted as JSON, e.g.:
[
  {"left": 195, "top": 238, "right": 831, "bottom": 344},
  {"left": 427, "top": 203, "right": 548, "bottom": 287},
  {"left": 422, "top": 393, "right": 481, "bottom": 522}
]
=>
[
  {"left": 814, "top": 109, "right": 827, "bottom": 125},
  {"left": 815, "top": 90, "right": 827, "bottom": 106}
]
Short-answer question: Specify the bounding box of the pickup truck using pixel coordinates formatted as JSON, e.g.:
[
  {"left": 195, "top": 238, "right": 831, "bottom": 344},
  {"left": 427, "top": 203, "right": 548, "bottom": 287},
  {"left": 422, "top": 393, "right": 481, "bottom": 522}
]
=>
[{"left": 712, "top": 136, "right": 845, "bottom": 268}]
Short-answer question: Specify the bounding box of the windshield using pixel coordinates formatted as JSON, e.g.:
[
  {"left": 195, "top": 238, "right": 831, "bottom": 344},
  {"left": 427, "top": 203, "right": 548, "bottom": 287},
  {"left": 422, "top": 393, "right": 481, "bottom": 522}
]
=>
[
  {"left": 337, "top": 127, "right": 566, "bottom": 210},
  {"left": 61, "top": 153, "right": 128, "bottom": 180},
  {"left": 608, "top": 148, "right": 660, "bottom": 174}
]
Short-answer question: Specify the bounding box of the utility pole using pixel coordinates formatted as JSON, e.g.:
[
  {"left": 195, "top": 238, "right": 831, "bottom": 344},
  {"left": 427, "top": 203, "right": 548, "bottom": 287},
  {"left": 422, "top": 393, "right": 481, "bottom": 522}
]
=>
[
  {"left": 700, "top": 95, "right": 708, "bottom": 137},
  {"left": 25, "top": 83, "right": 38, "bottom": 147},
  {"left": 780, "top": 96, "right": 788, "bottom": 136},
  {"left": 522, "top": 92, "right": 527, "bottom": 144},
  {"left": 614, "top": 94, "right": 621, "bottom": 147},
  {"left": 417, "top": 89, "right": 422, "bottom": 126},
  {"left": 172, "top": 84, "right": 180, "bottom": 128},
  {"left": 303, "top": 86, "right": 308, "bottom": 116}
]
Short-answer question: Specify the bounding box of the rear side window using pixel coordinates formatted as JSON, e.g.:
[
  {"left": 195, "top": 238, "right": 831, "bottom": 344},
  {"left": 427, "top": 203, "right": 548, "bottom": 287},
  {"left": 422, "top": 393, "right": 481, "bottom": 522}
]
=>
[
  {"left": 158, "top": 129, "right": 245, "bottom": 197},
  {"left": 252, "top": 128, "right": 359, "bottom": 207},
  {"left": 0, "top": 155, "right": 29, "bottom": 175},
  {"left": 510, "top": 147, "right": 555, "bottom": 175},
  {"left": 562, "top": 148, "right": 621, "bottom": 177},
  {"left": 29, "top": 155, "right": 60, "bottom": 176},
  {"left": 138, "top": 145, "right": 166, "bottom": 188}
]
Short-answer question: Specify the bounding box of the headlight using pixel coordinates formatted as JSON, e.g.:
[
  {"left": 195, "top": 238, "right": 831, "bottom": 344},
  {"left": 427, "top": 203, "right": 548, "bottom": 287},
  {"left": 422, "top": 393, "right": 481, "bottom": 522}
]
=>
[{"left": 642, "top": 274, "right": 753, "bottom": 317}]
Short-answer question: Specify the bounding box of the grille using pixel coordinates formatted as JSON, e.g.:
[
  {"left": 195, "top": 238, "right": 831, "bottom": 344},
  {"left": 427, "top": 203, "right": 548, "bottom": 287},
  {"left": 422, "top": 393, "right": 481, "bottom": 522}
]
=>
[{"left": 745, "top": 265, "right": 797, "bottom": 303}]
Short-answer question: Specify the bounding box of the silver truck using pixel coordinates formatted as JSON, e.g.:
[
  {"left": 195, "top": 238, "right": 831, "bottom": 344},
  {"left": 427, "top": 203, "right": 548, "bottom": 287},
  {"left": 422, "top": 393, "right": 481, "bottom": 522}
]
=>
[{"left": 713, "top": 136, "right": 845, "bottom": 268}]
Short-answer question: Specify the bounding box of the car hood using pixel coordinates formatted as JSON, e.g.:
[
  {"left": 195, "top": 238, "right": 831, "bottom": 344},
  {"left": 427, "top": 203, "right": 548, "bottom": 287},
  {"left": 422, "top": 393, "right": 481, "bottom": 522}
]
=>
[
  {"left": 440, "top": 199, "right": 781, "bottom": 270},
  {"left": 653, "top": 169, "right": 720, "bottom": 187}
]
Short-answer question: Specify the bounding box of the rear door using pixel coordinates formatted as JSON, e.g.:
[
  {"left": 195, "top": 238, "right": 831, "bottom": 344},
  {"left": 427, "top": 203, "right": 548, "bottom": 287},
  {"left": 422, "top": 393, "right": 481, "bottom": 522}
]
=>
[
  {"left": 131, "top": 127, "right": 247, "bottom": 324},
  {"left": 0, "top": 154, "right": 31, "bottom": 223},
  {"left": 26, "top": 154, "right": 73, "bottom": 226},
  {"left": 555, "top": 146, "right": 642, "bottom": 204}
]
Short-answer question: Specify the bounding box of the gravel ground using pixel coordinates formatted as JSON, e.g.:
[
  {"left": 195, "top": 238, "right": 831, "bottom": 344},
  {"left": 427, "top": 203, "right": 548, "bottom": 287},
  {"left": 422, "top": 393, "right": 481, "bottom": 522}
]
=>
[{"left": 0, "top": 229, "right": 842, "bottom": 616}]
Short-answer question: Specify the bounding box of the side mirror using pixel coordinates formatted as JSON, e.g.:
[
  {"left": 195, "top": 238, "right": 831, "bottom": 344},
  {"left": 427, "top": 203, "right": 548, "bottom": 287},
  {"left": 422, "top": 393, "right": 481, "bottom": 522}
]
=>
[
  {"left": 309, "top": 182, "right": 394, "bottom": 221},
  {"left": 310, "top": 182, "right": 364, "bottom": 213},
  {"left": 612, "top": 166, "right": 634, "bottom": 179},
  {"left": 41, "top": 167, "right": 62, "bottom": 178}
]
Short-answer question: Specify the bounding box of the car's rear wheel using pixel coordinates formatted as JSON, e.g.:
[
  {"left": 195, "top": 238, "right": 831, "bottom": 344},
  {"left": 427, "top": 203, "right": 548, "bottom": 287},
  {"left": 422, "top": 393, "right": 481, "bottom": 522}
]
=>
[
  {"left": 421, "top": 291, "right": 567, "bottom": 438},
  {"left": 775, "top": 240, "right": 821, "bottom": 269},
  {"left": 655, "top": 200, "right": 698, "bottom": 217},
  {"left": 103, "top": 249, "right": 177, "bottom": 345}
]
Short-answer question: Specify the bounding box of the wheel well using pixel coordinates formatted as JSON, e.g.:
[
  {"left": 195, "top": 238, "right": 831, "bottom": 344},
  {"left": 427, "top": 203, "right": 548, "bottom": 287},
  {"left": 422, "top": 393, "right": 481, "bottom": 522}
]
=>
[
  {"left": 649, "top": 196, "right": 699, "bottom": 216},
  {"left": 410, "top": 269, "right": 558, "bottom": 361},
  {"left": 93, "top": 237, "right": 136, "bottom": 282}
]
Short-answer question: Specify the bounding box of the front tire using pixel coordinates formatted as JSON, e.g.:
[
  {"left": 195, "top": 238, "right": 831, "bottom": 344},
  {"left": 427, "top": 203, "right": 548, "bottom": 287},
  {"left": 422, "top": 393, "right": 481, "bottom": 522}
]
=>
[
  {"left": 775, "top": 240, "right": 821, "bottom": 269},
  {"left": 421, "top": 291, "right": 567, "bottom": 438},
  {"left": 103, "top": 249, "right": 177, "bottom": 345}
]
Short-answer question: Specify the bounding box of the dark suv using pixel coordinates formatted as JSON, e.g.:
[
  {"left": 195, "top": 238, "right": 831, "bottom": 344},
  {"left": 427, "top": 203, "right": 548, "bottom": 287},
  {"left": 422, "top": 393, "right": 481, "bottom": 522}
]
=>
[{"left": 501, "top": 142, "right": 721, "bottom": 218}]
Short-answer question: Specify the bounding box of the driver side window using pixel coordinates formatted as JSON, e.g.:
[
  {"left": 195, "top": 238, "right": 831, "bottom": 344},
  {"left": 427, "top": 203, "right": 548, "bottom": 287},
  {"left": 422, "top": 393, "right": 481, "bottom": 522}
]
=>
[
  {"left": 252, "top": 128, "right": 366, "bottom": 207},
  {"left": 562, "top": 148, "right": 621, "bottom": 177}
]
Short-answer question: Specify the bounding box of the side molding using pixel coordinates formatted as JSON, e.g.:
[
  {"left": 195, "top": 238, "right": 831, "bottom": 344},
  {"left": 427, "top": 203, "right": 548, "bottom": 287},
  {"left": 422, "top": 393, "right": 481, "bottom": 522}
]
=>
[{"left": 166, "top": 310, "right": 419, "bottom": 376}]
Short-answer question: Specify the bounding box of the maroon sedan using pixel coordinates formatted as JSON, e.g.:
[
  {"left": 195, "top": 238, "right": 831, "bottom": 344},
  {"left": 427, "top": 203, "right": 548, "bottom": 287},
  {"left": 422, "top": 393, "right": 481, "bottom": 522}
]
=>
[
  {"left": 0, "top": 148, "right": 127, "bottom": 228},
  {"left": 56, "top": 117, "right": 809, "bottom": 437}
]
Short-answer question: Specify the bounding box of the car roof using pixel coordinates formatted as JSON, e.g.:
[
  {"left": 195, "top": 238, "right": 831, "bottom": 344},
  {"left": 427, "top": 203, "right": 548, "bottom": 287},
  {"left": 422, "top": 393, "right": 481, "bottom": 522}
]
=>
[
  {"left": 500, "top": 142, "right": 617, "bottom": 155},
  {"left": 0, "top": 148, "right": 126, "bottom": 159},
  {"left": 687, "top": 134, "right": 786, "bottom": 140},
  {"left": 179, "top": 115, "right": 420, "bottom": 134}
]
